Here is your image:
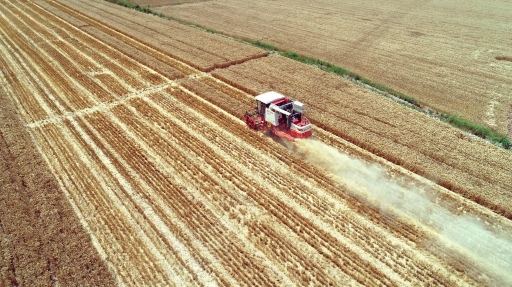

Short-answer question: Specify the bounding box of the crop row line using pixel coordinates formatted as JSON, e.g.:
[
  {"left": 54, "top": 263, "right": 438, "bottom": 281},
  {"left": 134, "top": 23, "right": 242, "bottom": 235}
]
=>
[
  {"left": 170, "top": 84, "right": 474, "bottom": 285},
  {"left": 110, "top": 100, "right": 290, "bottom": 285}
]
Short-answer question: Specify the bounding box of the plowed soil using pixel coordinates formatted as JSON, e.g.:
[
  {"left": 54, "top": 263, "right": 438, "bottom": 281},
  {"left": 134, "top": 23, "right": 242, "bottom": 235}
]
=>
[
  {"left": 1, "top": 0, "right": 512, "bottom": 286},
  {"left": 157, "top": 0, "right": 512, "bottom": 135}
]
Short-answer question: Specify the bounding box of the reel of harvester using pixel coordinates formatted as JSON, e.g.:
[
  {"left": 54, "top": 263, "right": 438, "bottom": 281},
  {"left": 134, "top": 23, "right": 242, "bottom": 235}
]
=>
[{"left": 244, "top": 107, "right": 265, "bottom": 131}]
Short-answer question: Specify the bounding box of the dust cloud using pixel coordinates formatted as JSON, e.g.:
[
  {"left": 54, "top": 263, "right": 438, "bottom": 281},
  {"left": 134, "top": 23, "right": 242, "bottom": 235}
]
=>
[{"left": 294, "top": 138, "right": 512, "bottom": 285}]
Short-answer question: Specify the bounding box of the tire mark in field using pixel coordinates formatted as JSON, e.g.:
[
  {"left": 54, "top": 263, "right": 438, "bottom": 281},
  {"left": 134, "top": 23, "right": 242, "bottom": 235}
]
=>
[
  {"left": 25, "top": 127, "right": 121, "bottom": 286},
  {"left": 15, "top": 0, "right": 150, "bottom": 95},
  {"left": 8, "top": 0, "right": 114, "bottom": 103},
  {"left": 58, "top": 120, "right": 169, "bottom": 285},
  {"left": 29, "top": 124, "right": 134, "bottom": 286},
  {"left": 20, "top": 0, "right": 137, "bottom": 97},
  {"left": 0, "top": 2, "right": 94, "bottom": 111},
  {"left": 34, "top": 118, "right": 194, "bottom": 286},
  {"left": 0, "top": 35, "right": 51, "bottom": 123}
]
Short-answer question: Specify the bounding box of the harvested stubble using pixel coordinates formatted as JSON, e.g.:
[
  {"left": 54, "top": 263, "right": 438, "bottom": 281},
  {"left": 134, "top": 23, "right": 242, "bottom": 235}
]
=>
[
  {"left": 213, "top": 54, "right": 512, "bottom": 219},
  {"left": 1, "top": 0, "right": 511, "bottom": 285}
]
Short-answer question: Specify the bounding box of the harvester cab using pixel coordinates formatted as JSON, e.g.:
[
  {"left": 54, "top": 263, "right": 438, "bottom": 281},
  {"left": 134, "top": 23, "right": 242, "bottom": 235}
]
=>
[{"left": 244, "top": 91, "right": 312, "bottom": 141}]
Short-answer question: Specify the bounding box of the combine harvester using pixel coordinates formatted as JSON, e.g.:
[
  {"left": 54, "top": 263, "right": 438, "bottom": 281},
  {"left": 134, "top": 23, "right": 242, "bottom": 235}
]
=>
[{"left": 244, "top": 91, "right": 312, "bottom": 141}]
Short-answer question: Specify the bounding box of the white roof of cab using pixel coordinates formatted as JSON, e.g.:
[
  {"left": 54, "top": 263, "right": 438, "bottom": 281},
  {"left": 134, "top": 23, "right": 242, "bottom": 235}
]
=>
[{"left": 255, "top": 91, "right": 285, "bottom": 104}]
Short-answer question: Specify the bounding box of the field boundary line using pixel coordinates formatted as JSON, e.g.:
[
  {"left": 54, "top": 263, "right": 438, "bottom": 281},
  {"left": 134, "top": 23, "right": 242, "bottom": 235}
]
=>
[{"left": 26, "top": 68, "right": 210, "bottom": 128}]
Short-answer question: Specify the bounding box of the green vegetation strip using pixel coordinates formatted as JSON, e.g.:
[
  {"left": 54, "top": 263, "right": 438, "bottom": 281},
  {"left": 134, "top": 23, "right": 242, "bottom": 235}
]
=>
[
  {"left": 104, "top": 0, "right": 163, "bottom": 16},
  {"left": 253, "top": 41, "right": 511, "bottom": 149},
  {"left": 103, "top": 0, "right": 219, "bottom": 33},
  {"left": 440, "top": 114, "right": 511, "bottom": 149},
  {"left": 102, "top": 1, "right": 511, "bottom": 150},
  {"left": 280, "top": 50, "right": 420, "bottom": 107}
]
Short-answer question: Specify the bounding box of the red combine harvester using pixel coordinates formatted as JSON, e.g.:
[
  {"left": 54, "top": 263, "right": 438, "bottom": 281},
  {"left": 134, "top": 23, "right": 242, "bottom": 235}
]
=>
[{"left": 244, "top": 91, "right": 312, "bottom": 141}]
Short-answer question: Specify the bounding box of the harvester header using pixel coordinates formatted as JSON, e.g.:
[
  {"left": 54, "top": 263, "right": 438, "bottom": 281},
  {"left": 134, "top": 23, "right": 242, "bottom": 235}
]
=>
[{"left": 244, "top": 91, "right": 312, "bottom": 141}]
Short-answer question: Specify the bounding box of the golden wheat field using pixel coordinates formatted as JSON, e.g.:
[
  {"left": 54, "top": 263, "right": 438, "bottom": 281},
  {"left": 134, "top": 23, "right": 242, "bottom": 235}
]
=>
[
  {"left": 1, "top": 0, "right": 512, "bottom": 286},
  {"left": 157, "top": 0, "right": 512, "bottom": 136}
]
